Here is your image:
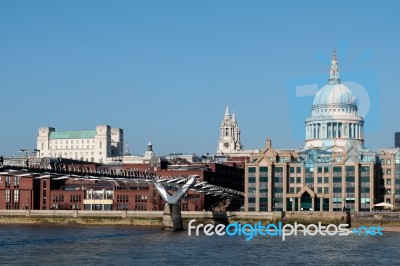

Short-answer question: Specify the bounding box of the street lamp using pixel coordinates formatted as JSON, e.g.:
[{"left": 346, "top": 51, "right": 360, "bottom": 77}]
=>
[{"left": 34, "top": 149, "right": 40, "bottom": 158}]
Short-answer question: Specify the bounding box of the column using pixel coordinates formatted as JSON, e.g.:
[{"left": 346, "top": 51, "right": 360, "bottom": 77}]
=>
[
  {"left": 312, "top": 124, "right": 315, "bottom": 139},
  {"left": 355, "top": 163, "right": 359, "bottom": 212},
  {"left": 311, "top": 197, "right": 315, "bottom": 211},
  {"left": 282, "top": 163, "right": 287, "bottom": 212},
  {"left": 298, "top": 198, "right": 301, "bottom": 211},
  {"left": 350, "top": 124, "right": 353, "bottom": 139},
  {"left": 310, "top": 124, "right": 312, "bottom": 139},
  {"left": 319, "top": 123, "right": 322, "bottom": 138},
  {"left": 355, "top": 124, "right": 359, "bottom": 139},
  {"left": 306, "top": 125, "right": 309, "bottom": 139},
  {"left": 268, "top": 165, "right": 272, "bottom": 212},
  {"left": 320, "top": 198, "right": 323, "bottom": 212},
  {"left": 331, "top": 123, "right": 334, "bottom": 138},
  {"left": 325, "top": 123, "right": 328, "bottom": 139},
  {"left": 336, "top": 122, "right": 338, "bottom": 138}
]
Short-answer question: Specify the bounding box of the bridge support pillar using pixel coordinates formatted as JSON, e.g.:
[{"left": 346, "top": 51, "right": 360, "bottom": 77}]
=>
[
  {"left": 162, "top": 203, "right": 183, "bottom": 231},
  {"left": 154, "top": 175, "right": 197, "bottom": 231}
]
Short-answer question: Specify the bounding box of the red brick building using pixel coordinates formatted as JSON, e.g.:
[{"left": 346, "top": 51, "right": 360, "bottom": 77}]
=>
[{"left": 0, "top": 161, "right": 243, "bottom": 211}]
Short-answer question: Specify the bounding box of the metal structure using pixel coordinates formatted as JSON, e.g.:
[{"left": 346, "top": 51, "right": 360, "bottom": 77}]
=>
[{"left": 0, "top": 161, "right": 243, "bottom": 230}]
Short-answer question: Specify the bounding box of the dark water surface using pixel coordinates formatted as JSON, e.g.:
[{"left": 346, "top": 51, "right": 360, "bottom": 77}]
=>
[{"left": 0, "top": 224, "right": 399, "bottom": 265}]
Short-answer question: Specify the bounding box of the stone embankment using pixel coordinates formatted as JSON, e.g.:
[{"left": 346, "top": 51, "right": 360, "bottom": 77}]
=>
[{"left": 0, "top": 210, "right": 399, "bottom": 228}]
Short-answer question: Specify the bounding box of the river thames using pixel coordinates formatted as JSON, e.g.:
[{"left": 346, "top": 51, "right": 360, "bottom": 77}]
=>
[{"left": 0, "top": 224, "right": 399, "bottom": 265}]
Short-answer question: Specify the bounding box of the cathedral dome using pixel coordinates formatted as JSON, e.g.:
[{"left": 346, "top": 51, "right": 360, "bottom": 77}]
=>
[
  {"left": 305, "top": 50, "right": 364, "bottom": 151},
  {"left": 313, "top": 83, "right": 356, "bottom": 107},
  {"left": 312, "top": 50, "right": 356, "bottom": 108}
]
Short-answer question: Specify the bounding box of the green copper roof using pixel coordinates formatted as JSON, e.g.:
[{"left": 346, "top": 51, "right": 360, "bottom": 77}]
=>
[{"left": 49, "top": 130, "right": 96, "bottom": 139}]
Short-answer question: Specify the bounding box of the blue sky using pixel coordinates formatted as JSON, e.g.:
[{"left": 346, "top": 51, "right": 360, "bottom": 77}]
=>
[{"left": 1, "top": 1, "right": 399, "bottom": 156}]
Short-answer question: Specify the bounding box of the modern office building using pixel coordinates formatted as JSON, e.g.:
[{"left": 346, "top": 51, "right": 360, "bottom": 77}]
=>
[
  {"left": 245, "top": 52, "right": 400, "bottom": 212},
  {"left": 37, "top": 125, "right": 123, "bottom": 163},
  {"left": 395, "top": 132, "right": 400, "bottom": 148}
]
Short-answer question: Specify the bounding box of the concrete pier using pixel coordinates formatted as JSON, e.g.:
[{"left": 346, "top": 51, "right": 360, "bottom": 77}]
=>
[{"left": 162, "top": 203, "right": 183, "bottom": 231}]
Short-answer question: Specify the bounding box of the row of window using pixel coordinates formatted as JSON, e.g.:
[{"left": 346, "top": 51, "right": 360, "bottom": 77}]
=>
[
  {"left": 3, "top": 176, "right": 20, "bottom": 188},
  {"left": 49, "top": 145, "right": 95, "bottom": 150},
  {"left": 53, "top": 194, "right": 82, "bottom": 202},
  {"left": 50, "top": 139, "right": 95, "bottom": 144},
  {"left": 249, "top": 166, "right": 372, "bottom": 174},
  {"left": 5, "top": 189, "right": 19, "bottom": 203}
]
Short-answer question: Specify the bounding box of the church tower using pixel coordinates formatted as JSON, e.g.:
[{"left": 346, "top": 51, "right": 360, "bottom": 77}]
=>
[{"left": 217, "top": 106, "right": 242, "bottom": 154}]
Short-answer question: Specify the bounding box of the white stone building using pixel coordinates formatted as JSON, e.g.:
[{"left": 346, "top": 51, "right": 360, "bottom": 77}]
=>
[
  {"left": 305, "top": 50, "right": 364, "bottom": 150},
  {"left": 37, "top": 125, "right": 123, "bottom": 163},
  {"left": 216, "top": 106, "right": 259, "bottom": 156}
]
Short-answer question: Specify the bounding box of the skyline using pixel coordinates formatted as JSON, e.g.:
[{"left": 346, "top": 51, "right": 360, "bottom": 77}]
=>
[{"left": 1, "top": 1, "right": 400, "bottom": 157}]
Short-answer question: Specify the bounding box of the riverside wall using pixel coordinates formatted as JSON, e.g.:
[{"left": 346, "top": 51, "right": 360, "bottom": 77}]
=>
[{"left": 0, "top": 210, "right": 399, "bottom": 227}]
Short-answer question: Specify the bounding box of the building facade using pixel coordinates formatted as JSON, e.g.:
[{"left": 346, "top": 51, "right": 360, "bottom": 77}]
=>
[
  {"left": 305, "top": 51, "right": 364, "bottom": 150},
  {"left": 395, "top": 132, "right": 400, "bottom": 148},
  {"left": 217, "top": 106, "right": 243, "bottom": 154},
  {"left": 37, "top": 125, "right": 123, "bottom": 163},
  {"left": 216, "top": 106, "right": 260, "bottom": 156},
  {"left": 245, "top": 52, "right": 400, "bottom": 212}
]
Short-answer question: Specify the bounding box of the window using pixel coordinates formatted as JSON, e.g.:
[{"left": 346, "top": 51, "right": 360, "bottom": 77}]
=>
[
  {"left": 387, "top": 159, "right": 391, "bottom": 165},
  {"left": 70, "top": 195, "right": 81, "bottom": 202},
  {"left": 259, "top": 167, "right": 268, "bottom": 173},
  {"left": 135, "top": 195, "right": 147, "bottom": 203},
  {"left": 117, "top": 194, "right": 129, "bottom": 202},
  {"left": 53, "top": 195, "right": 64, "bottom": 202},
  {"left": 324, "top": 177, "right": 329, "bottom": 183},
  {"left": 5, "top": 190, "right": 10, "bottom": 202},
  {"left": 5, "top": 176, "right": 10, "bottom": 188},
  {"left": 333, "top": 187, "right": 342, "bottom": 193},
  {"left": 305, "top": 177, "right": 313, "bottom": 184},
  {"left": 14, "top": 176, "right": 20, "bottom": 188},
  {"left": 14, "top": 190, "right": 19, "bottom": 203}
]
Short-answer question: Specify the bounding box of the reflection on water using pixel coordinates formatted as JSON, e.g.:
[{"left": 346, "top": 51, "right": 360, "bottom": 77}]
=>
[{"left": 0, "top": 224, "right": 399, "bottom": 265}]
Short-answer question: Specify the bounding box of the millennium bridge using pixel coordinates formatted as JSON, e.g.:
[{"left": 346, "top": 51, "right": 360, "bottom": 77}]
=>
[{"left": 0, "top": 160, "right": 243, "bottom": 230}]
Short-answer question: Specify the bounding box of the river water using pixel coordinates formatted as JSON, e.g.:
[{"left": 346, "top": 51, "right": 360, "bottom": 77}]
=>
[{"left": 0, "top": 224, "right": 399, "bottom": 265}]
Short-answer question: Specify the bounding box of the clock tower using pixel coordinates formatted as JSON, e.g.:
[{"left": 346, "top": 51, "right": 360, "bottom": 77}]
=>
[{"left": 217, "top": 106, "right": 242, "bottom": 154}]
